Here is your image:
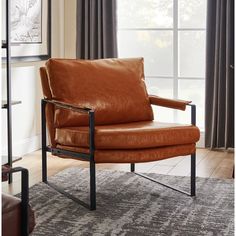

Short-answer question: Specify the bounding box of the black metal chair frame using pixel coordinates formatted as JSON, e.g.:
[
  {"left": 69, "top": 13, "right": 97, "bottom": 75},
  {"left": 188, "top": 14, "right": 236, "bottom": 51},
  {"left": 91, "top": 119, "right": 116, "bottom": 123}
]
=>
[
  {"left": 41, "top": 98, "right": 196, "bottom": 211},
  {"left": 3, "top": 167, "right": 29, "bottom": 236}
]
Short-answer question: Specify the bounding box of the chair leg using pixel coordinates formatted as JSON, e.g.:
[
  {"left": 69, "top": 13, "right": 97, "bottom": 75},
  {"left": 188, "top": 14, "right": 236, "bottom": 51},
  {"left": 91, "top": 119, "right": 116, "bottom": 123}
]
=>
[
  {"left": 190, "top": 153, "right": 196, "bottom": 196},
  {"left": 131, "top": 163, "right": 135, "bottom": 172},
  {"left": 90, "top": 161, "right": 96, "bottom": 210},
  {"left": 42, "top": 146, "right": 47, "bottom": 183},
  {"left": 21, "top": 168, "right": 29, "bottom": 236},
  {"left": 41, "top": 100, "right": 47, "bottom": 183}
]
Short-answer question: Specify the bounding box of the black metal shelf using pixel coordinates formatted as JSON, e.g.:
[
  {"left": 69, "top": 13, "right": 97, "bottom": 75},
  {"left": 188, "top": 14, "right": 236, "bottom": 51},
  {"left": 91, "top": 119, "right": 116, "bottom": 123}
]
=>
[
  {"left": 2, "top": 0, "right": 16, "bottom": 184},
  {"left": 2, "top": 40, "right": 7, "bottom": 49},
  {"left": 2, "top": 40, "right": 21, "bottom": 49},
  {"left": 2, "top": 100, "right": 21, "bottom": 109}
]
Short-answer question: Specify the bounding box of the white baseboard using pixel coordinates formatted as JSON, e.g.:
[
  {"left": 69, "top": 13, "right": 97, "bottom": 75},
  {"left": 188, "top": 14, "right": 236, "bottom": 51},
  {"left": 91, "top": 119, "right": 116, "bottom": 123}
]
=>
[
  {"left": 197, "top": 131, "right": 205, "bottom": 148},
  {"left": 2, "top": 135, "right": 41, "bottom": 162}
]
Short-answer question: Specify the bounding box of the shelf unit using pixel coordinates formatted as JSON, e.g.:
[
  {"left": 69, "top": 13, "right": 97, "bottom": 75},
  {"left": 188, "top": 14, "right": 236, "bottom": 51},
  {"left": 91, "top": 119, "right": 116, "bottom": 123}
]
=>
[
  {"left": 2, "top": 100, "right": 21, "bottom": 109},
  {"left": 2, "top": 0, "right": 21, "bottom": 183}
]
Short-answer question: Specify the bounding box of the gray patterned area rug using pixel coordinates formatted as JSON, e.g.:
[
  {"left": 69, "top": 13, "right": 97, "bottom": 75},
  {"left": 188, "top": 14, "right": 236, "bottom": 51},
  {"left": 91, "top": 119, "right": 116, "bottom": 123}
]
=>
[{"left": 29, "top": 167, "right": 234, "bottom": 236}]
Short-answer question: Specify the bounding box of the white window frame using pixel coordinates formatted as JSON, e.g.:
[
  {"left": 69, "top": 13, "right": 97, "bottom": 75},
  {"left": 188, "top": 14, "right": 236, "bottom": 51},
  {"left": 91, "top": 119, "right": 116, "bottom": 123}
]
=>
[{"left": 118, "top": 0, "right": 206, "bottom": 123}]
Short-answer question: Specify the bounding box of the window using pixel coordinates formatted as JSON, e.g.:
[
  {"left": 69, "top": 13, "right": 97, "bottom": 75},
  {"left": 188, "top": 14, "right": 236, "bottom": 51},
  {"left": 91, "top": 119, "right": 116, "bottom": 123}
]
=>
[{"left": 118, "top": 0, "right": 206, "bottom": 130}]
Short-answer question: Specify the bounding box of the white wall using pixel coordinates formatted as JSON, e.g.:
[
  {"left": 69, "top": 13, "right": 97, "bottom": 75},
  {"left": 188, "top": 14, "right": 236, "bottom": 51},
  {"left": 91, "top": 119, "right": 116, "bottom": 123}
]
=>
[
  {"left": 1, "top": 0, "right": 65, "bottom": 161},
  {"left": 64, "top": 0, "right": 77, "bottom": 58}
]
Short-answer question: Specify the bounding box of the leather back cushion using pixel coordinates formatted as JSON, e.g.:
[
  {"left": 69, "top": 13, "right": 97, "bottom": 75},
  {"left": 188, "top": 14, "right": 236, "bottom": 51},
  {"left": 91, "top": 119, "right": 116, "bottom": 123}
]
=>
[
  {"left": 46, "top": 58, "right": 153, "bottom": 127},
  {"left": 40, "top": 67, "right": 56, "bottom": 147}
]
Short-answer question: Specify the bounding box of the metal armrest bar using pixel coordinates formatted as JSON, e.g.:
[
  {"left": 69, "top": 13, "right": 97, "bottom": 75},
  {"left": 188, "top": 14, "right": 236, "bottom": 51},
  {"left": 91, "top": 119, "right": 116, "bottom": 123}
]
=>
[
  {"left": 42, "top": 99, "right": 93, "bottom": 114},
  {"left": 149, "top": 95, "right": 191, "bottom": 111},
  {"left": 149, "top": 96, "right": 196, "bottom": 126},
  {"left": 7, "top": 167, "right": 29, "bottom": 236},
  {"left": 187, "top": 104, "right": 196, "bottom": 126},
  {"left": 41, "top": 98, "right": 95, "bottom": 154}
]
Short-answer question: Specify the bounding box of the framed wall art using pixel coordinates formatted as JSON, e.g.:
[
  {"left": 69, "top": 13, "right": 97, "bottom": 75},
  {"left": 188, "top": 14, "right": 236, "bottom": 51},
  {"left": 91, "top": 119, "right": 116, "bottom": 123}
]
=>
[{"left": 2, "top": 0, "right": 51, "bottom": 61}]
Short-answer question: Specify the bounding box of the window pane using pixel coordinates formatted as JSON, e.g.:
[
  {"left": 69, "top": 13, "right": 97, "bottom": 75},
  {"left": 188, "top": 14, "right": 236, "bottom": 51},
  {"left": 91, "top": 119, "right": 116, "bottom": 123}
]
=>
[
  {"left": 178, "top": 0, "right": 207, "bottom": 28},
  {"left": 118, "top": 31, "right": 173, "bottom": 76},
  {"left": 145, "top": 78, "right": 174, "bottom": 123},
  {"left": 118, "top": 0, "right": 173, "bottom": 29},
  {"left": 177, "top": 80, "right": 205, "bottom": 129},
  {"left": 179, "top": 31, "right": 206, "bottom": 78}
]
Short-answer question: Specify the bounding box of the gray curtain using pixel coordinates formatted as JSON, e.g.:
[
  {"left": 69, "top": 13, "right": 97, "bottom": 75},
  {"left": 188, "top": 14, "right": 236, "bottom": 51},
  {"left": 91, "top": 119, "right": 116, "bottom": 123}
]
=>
[
  {"left": 76, "top": 0, "right": 117, "bottom": 59},
  {"left": 205, "top": 0, "right": 234, "bottom": 148}
]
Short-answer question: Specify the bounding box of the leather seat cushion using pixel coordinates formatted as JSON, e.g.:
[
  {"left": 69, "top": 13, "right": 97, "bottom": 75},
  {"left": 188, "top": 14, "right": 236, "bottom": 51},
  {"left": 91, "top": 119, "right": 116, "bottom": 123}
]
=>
[
  {"left": 55, "top": 121, "right": 200, "bottom": 149},
  {"left": 45, "top": 58, "right": 153, "bottom": 127},
  {"left": 2, "top": 194, "right": 35, "bottom": 236},
  {"left": 56, "top": 143, "right": 196, "bottom": 163},
  {"left": 2, "top": 194, "right": 21, "bottom": 236}
]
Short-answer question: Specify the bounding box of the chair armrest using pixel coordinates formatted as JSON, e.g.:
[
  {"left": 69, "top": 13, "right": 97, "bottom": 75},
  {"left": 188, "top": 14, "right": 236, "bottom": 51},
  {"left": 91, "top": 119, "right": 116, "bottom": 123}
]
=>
[
  {"left": 2, "top": 165, "right": 11, "bottom": 182},
  {"left": 149, "top": 95, "right": 191, "bottom": 111},
  {"left": 2, "top": 166, "right": 29, "bottom": 235},
  {"left": 149, "top": 95, "right": 196, "bottom": 126},
  {"left": 187, "top": 104, "right": 196, "bottom": 125},
  {"left": 41, "top": 99, "right": 95, "bottom": 154},
  {"left": 42, "top": 99, "right": 93, "bottom": 114}
]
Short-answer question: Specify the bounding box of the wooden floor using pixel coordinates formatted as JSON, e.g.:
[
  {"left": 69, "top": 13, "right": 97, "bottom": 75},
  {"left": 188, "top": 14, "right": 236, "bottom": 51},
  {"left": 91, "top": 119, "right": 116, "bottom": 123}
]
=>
[{"left": 2, "top": 148, "right": 234, "bottom": 195}]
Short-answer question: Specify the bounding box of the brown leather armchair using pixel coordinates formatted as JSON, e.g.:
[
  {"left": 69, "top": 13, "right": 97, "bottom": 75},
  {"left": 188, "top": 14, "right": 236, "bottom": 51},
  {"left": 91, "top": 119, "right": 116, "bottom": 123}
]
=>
[
  {"left": 40, "top": 58, "right": 200, "bottom": 210},
  {"left": 2, "top": 166, "right": 35, "bottom": 236}
]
